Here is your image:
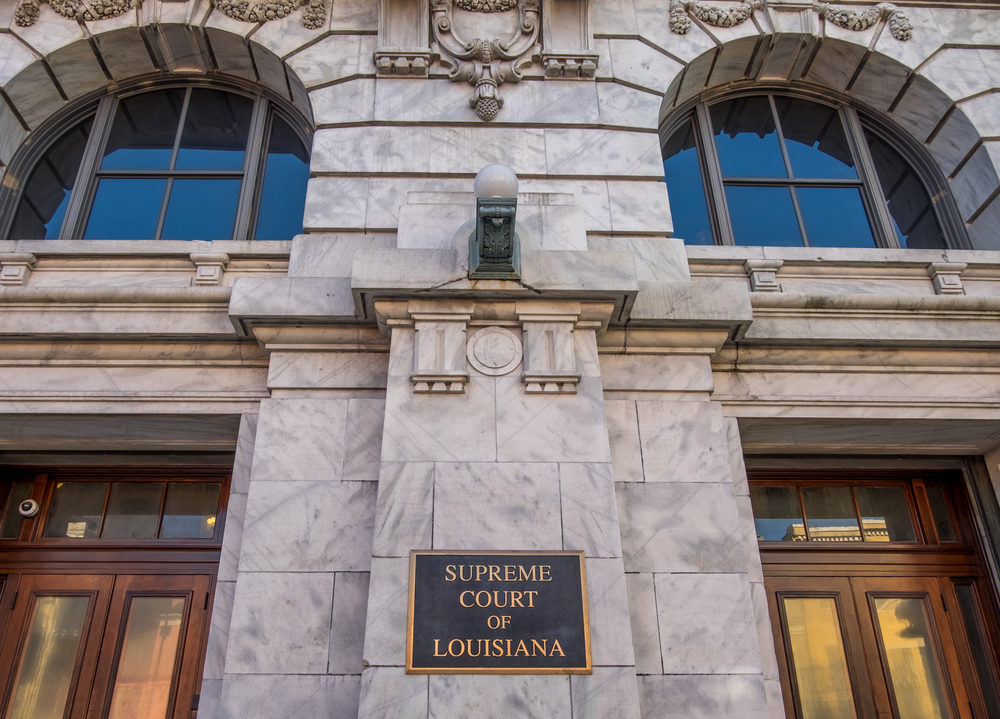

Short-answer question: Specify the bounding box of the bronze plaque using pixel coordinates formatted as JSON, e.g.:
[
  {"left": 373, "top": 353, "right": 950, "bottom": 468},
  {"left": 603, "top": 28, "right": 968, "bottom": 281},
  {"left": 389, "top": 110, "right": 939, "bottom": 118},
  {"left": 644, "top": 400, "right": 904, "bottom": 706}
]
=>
[{"left": 406, "top": 550, "right": 591, "bottom": 674}]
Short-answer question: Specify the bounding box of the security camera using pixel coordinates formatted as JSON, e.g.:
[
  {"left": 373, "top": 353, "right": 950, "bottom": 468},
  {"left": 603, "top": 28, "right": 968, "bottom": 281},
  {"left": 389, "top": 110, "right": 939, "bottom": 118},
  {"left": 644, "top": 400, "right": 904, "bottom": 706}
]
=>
[{"left": 17, "top": 499, "right": 39, "bottom": 517}]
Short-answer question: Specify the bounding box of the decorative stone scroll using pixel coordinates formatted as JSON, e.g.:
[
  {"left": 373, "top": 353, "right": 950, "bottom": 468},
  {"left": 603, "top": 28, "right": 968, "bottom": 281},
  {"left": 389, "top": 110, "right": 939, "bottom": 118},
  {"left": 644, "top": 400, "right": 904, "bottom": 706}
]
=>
[
  {"left": 455, "top": 0, "right": 517, "bottom": 11},
  {"left": 668, "top": 0, "right": 761, "bottom": 35},
  {"left": 431, "top": 0, "right": 541, "bottom": 121},
  {"left": 15, "top": 0, "right": 134, "bottom": 26},
  {"left": 817, "top": 2, "right": 912, "bottom": 41},
  {"left": 213, "top": 0, "right": 327, "bottom": 29}
]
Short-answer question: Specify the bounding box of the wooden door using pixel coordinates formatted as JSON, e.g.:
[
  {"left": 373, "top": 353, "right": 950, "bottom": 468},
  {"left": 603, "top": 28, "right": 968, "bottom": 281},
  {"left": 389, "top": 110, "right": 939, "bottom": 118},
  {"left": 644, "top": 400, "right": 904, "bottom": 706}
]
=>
[
  {"left": 767, "top": 573, "right": 998, "bottom": 719},
  {"left": 0, "top": 574, "right": 211, "bottom": 719}
]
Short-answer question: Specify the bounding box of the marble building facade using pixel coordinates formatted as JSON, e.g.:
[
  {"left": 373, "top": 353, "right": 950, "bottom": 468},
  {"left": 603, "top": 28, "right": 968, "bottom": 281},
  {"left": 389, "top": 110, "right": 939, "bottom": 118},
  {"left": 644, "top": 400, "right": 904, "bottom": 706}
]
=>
[{"left": 0, "top": 0, "right": 998, "bottom": 717}]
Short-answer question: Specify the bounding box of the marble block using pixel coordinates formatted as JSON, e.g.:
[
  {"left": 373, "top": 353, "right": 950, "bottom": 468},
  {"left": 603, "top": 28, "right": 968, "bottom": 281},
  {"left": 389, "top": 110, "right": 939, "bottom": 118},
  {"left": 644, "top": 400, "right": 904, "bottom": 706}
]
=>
[
  {"left": 358, "top": 668, "right": 429, "bottom": 719},
  {"left": 638, "top": 674, "right": 769, "bottom": 719},
  {"left": 616, "top": 482, "right": 748, "bottom": 573},
  {"left": 218, "top": 492, "right": 246, "bottom": 583},
  {"left": 654, "top": 573, "right": 762, "bottom": 674},
  {"left": 219, "top": 674, "right": 361, "bottom": 719},
  {"left": 560, "top": 463, "right": 623, "bottom": 557},
  {"left": 571, "top": 666, "right": 642, "bottom": 719},
  {"left": 239, "top": 479, "right": 376, "bottom": 572},
  {"left": 345, "top": 398, "right": 386, "bottom": 482},
  {"left": 372, "top": 462, "right": 434, "bottom": 556},
  {"left": 624, "top": 572, "right": 661, "bottom": 674},
  {"left": 585, "top": 557, "right": 637, "bottom": 667},
  {"left": 203, "top": 580, "right": 235, "bottom": 681},
  {"left": 249, "top": 398, "right": 349, "bottom": 482},
  {"left": 428, "top": 675, "right": 571, "bottom": 719},
  {"left": 604, "top": 399, "right": 643, "bottom": 483},
  {"left": 329, "top": 572, "right": 372, "bottom": 675},
  {"left": 226, "top": 572, "right": 335, "bottom": 674},
  {"left": 637, "top": 401, "right": 731, "bottom": 483},
  {"left": 433, "top": 461, "right": 563, "bottom": 549},
  {"left": 230, "top": 413, "right": 258, "bottom": 495},
  {"left": 361, "top": 557, "right": 410, "bottom": 667}
]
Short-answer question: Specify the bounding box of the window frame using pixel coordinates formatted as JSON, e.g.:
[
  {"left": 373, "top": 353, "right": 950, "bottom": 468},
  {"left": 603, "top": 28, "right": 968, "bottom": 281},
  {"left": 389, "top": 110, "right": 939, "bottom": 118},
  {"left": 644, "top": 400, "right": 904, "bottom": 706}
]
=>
[
  {"left": 661, "top": 86, "right": 971, "bottom": 250},
  {"left": 0, "top": 76, "right": 312, "bottom": 243}
]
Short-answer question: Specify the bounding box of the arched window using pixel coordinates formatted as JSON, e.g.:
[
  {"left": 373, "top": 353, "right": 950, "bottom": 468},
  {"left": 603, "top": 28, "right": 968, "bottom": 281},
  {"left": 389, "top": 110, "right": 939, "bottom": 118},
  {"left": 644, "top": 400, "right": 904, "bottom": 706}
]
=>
[
  {"left": 6, "top": 82, "right": 310, "bottom": 242},
  {"left": 662, "top": 93, "right": 967, "bottom": 250}
]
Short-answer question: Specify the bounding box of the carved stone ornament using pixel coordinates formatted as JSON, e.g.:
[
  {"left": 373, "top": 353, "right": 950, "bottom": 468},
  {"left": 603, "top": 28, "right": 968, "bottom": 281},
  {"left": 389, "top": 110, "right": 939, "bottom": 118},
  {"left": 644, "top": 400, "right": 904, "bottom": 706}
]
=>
[
  {"left": 455, "top": 0, "right": 517, "bottom": 10},
  {"left": 213, "top": 0, "right": 327, "bottom": 29},
  {"left": 668, "top": 0, "right": 761, "bottom": 34},
  {"left": 467, "top": 326, "right": 522, "bottom": 376},
  {"left": 15, "top": 0, "right": 134, "bottom": 26},
  {"left": 431, "top": 0, "right": 541, "bottom": 121},
  {"left": 817, "top": 2, "right": 912, "bottom": 41}
]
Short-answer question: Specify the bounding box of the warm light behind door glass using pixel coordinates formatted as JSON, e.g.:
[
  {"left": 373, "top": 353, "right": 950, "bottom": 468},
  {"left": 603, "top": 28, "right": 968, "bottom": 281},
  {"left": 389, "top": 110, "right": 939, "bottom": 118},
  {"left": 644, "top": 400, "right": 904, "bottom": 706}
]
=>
[
  {"left": 783, "top": 597, "right": 858, "bottom": 719},
  {"left": 873, "top": 596, "right": 952, "bottom": 719},
  {"left": 5, "top": 595, "right": 89, "bottom": 719},
  {"left": 107, "top": 596, "right": 185, "bottom": 719}
]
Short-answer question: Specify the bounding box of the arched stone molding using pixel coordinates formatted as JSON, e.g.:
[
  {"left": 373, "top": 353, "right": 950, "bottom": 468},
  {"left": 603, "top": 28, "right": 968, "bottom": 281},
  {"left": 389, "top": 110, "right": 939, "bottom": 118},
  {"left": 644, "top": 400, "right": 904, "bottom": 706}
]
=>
[
  {"left": 0, "top": 7, "right": 358, "bottom": 174},
  {"left": 656, "top": 33, "right": 1000, "bottom": 250}
]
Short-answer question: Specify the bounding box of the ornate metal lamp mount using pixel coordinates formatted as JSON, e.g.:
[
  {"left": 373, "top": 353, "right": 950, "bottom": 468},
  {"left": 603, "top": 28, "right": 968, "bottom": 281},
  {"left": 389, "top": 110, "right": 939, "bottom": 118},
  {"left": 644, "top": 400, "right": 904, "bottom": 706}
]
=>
[{"left": 469, "top": 164, "right": 521, "bottom": 279}]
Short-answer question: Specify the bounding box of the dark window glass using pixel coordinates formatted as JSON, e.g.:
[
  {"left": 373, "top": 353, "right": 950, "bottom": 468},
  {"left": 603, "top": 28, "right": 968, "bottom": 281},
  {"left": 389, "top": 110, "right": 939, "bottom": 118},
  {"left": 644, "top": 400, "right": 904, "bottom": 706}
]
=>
[
  {"left": 0, "top": 481, "right": 34, "bottom": 538},
  {"left": 798, "top": 187, "right": 876, "bottom": 248},
  {"left": 161, "top": 179, "right": 241, "bottom": 241},
  {"left": 43, "top": 481, "right": 109, "bottom": 539},
  {"left": 711, "top": 96, "right": 787, "bottom": 178},
  {"left": 750, "top": 486, "right": 804, "bottom": 541},
  {"left": 101, "top": 89, "right": 185, "bottom": 170},
  {"left": 10, "top": 86, "right": 309, "bottom": 242},
  {"left": 865, "top": 131, "right": 946, "bottom": 250},
  {"left": 776, "top": 97, "right": 857, "bottom": 179},
  {"left": 175, "top": 89, "right": 253, "bottom": 171},
  {"left": 925, "top": 486, "right": 957, "bottom": 542},
  {"left": 9, "top": 120, "right": 92, "bottom": 240},
  {"left": 84, "top": 178, "right": 167, "bottom": 240},
  {"left": 802, "top": 487, "right": 862, "bottom": 542},
  {"left": 101, "top": 482, "right": 165, "bottom": 539},
  {"left": 662, "top": 120, "right": 713, "bottom": 245},
  {"left": 953, "top": 584, "right": 1000, "bottom": 719},
  {"left": 160, "top": 483, "right": 220, "bottom": 539},
  {"left": 255, "top": 116, "right": 310, "bottom": 242},
  {"left": 726, "top": 186, "right": 802, "bottom": 246},
  {"left": 854, "top": 487, "right": 916, "bottom": 542}
]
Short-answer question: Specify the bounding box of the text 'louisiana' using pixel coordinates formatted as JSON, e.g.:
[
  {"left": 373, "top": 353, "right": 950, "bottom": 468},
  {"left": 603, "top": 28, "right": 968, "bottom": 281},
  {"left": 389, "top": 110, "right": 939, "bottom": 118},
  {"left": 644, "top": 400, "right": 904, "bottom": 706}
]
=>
[{"left": 432, "top": 638, "right": 566, "bottom": 658}]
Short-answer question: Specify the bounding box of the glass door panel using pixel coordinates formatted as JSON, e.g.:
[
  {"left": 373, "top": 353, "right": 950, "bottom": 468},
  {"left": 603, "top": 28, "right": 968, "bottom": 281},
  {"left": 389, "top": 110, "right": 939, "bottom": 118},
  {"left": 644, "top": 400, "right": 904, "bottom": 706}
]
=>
[
  {"left": 88, "top": 574, "right": 211, "bottom": 719},
  {"left": 782, "top": 596, "right": 858, "bottom": 719},
  {"left": 871, "top": 596, "right": 951, "bottom": 719},
  {"left": 0, "top": 575, "right": 113, "bottom": 719}
]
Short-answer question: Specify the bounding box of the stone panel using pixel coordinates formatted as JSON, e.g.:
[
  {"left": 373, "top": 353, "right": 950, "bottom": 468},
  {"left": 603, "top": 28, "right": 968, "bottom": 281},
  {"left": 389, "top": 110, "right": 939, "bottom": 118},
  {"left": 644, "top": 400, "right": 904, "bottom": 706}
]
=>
[
  {"left": 362, "top": 557, "right": 411, "bottom": 666},
  {"left": 345, "top": 398, "right": 386, "bottom": 481},
  {"left": 372, "top": 462, "right": 434, "bottom": 556},
  {"left": 624, "top": 572, "right": 661, "bottom": 674},
  {"left": 571, "top": 666, "right": 642, "bottom": 719},
  {"left": 433, "top": 462, "right": 563, "bottom": 549},
  {"left": 428, "top": 675, "right": 571, "bottom": 718},
  {"left": 329, "top": 571, "right": 371, "bottom": 674},
  {"left": 226, "top": 572, "right": 335, "bottom": 674},
  {"left": 239, "top": 480, "right": 376, "bottom": 572},
  {"left": 605, "top": 399, "right": 643, "bottom": 483},
  {"left": 617, "top": 482, "right": 747, "bottom": 573},
  {"left": 358, "top": 668, "right": 428, "bottom": 719},
  {"left": 638, "top": 674, "right": 769, "bottom": 719},
  {"left": 586, "top": 557, "right": 637, "bottom": 666},
  {"left": 637, "top": 401, "right": 731, "bottom": 483},
  {"left": 249, "top": 398, "right": 349, "bottom": 481},
  {"left": 560, "top": 463, "right": 622, "bottom": 556},
  {"left": 654, "top": 573, "right": 761, "bottom": 674},
  {"left": 950, "top": 143, "right": 1000, "bottom": 220},
  {"left": 220, "top": 674, "right": 361, "bottom": 719},
  {"left": 286, "top": 34, "right": 376, "bottom": 88},
  {"left": 310, "top": 79, "right": 376, "bottom": 124}
]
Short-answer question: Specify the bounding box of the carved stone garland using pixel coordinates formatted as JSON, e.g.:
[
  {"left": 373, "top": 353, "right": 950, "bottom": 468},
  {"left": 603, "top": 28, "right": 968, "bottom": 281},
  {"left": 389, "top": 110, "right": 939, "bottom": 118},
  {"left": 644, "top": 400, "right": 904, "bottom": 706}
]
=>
[
  {"left": 668, "top": 0, "right": 911, "bottom": 41},
  {"left": 15, "top": 0, "right": 326, "bottom": 28},
  {"left": 15, "top": 0, "right": 133, "bottom": 26},
  {"left": 817, "top": 2, "right": 912, "bottom": 41},
  {"left": 213, "top": 0, "right": 326, "bottom": 29},
  {"left": 431, "top": 0, "right": 540, "bottom": 122}
]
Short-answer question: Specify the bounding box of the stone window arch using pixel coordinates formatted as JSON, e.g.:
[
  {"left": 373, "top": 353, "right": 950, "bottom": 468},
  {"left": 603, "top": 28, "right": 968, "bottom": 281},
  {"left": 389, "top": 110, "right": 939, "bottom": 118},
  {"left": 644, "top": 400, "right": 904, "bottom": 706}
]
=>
[
  {"left": 661, "top": 88, "right": 969, "bottom": 250},
  {"left": 2, "top": 77, "right": 311, "bottom": 242}
]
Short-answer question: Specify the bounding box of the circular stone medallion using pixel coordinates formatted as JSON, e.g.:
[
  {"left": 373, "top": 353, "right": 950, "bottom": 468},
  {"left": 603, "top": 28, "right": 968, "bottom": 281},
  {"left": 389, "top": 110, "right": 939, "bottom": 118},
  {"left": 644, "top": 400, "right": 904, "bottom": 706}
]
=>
[{"left": 467, "top": 326, "right": 522, "bottom": 376}]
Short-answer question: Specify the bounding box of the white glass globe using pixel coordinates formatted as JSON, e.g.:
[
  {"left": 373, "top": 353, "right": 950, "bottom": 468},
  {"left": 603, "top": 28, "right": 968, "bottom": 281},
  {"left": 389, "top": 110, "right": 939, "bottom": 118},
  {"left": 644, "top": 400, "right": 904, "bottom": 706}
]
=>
[{"left": 473, "top": 164, "right": 519, "bottom": 198}]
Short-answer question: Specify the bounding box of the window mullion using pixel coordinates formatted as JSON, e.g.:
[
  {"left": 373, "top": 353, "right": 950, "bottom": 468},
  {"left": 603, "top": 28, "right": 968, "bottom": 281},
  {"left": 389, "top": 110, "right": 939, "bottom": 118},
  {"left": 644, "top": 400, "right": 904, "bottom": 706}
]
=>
[
  {"left": 694, "top": 102, "right": 734, "bottom": 246},
  {"left": 841, "top": 105, "right": 898, "bottom": 249},
  {"left": 769, "top": 95, "right": 810, "bottom": 246},
  {"left": 233, "top": 98, "right": 270, "bottom": 242},
  {"left": 60, "top": 95, "right": 118, "bottom": 239}
]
